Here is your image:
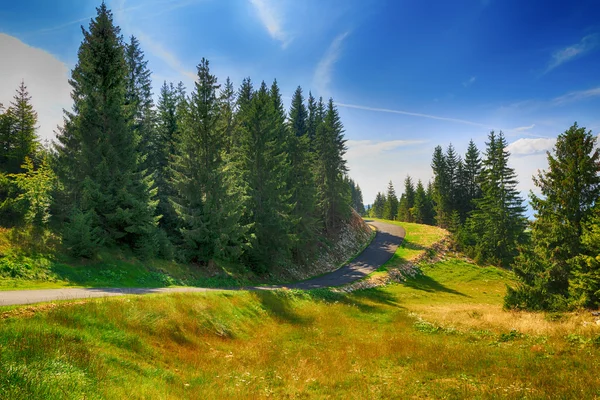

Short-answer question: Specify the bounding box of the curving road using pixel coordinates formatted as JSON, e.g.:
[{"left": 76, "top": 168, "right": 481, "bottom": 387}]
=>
[{"left": 0, "top": 220, "right": 405, "bottom": 306}]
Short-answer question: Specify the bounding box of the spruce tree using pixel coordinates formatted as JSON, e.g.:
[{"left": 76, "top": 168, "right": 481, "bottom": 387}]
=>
[
  {"left": 3, "top": 81, "right": 39, "bottom": 174},
  {"left": 383, "top": 180, "right": 398, "bottom": 220},
  {"left": 153, "top": 81, "right": 180, "bottom": 234},
  {"left": 219, "top": 77, "right": 237, "bottom": 154},
  {"left": 398, "top": 175, "right": 415, "bottom": 222},
  {"left": 371, "top": 192, "right": 386, "bottom": 218},
  {"left": 466, "top": 131, "right": 526, "bottom": 266},
  {"left": 124, "top": 35, "right": 155, "bottom": 170},
  {"left": 463, "top": 139, "right": 482, "bottom": 213},
  {"left": 425, "top": 181, "right": 435, "bottom": 225},
  {"left": 236, "top": 81, "right": 292, "bottom": 271},
  {"left": 287, "top": 86, "right": 318, "bottom": 257},
  {"left": 306, "top": 92, "right": 318, "bottom": 149},
  {"left": 348, "top": 180, "right": 365, "bottom": 215},
  {"left": 315, "top": 98, "right": 349, "bottom": 233},
  {"left": 411, "top": 180, "right": 427, "bottom": 224},
  {"left": 506, "top": 123, "right": 600, "bottom": 310},
  {"left": 54, "top": 3, "right": 158, "bottom": 256},
  {"left": 445, "top": 143, "right": 460, "bottom": 211},
  {"left": 431, "top": 145, "right": 451, "bottom": 228},
  {"left": 571, "top": 208, "right": 600, "bottom": 308},
  {"left": 170, "top": 58, "right": 245, "bottom": 263}
]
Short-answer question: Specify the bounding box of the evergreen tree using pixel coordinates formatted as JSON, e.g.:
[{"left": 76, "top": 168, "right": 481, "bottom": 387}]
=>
[
  {"left": 1, "top": 81, "right": 39, "bottom": 174},
  {"left": 431, "top": 145, "right": 451, "bottom": 227},
  {"left": 445, "top": 143, "right": 460, "bottom": 211},
  {"left": 571, "top": 208, "right": 600, "bottom": 308},
  {"left": 170, "top": 58, "right": 245, "bottom": 263},
  {"left": 466, "top": 131, "right": 526, "bottom": 266},
  {"left": 398, "top": 175, "right": 415, "bottom": 222},
  {"left": 348, "top": 179, "right": 365, "bottom": 215},
  {"left": 315, "top": 98, "right": 349, "bottom": 233},
  {"left": 153, "top": 81, "right": 181, "bottom": 235},
  {"left": 411, "top": 180, "right": 427, "bottom": 224},
  {"left": 383, "top": 180, "right": 398, "bottom": 220},
  {"left": 287, "top": 86, "right": 318, "bottom": 257},
  {"left": 124, "top": 35, "right": 155, "bottom": 170},
  {"left": 371, "top": 192, "right": 386, "bottom": 218},
  {"left": 306, "top": 92, "right": 318, "bottom": 149},
  {"left": 463, "top": 139, "right": 482, "bottom": 213},
  {"left": 219, "top": 77, "right": 237, "bottom": 153},
  {"left": 54, "top": 3, "right": 158, "bottom": 256},
  {"left": 236, "top": 81, "right": 292, "bottom": 271},
  {"left": 425, "top": 181, "right": 435, "bottom": 225},
  {"left": 506, "top": 123, "right": 600, "bottom": 310}
]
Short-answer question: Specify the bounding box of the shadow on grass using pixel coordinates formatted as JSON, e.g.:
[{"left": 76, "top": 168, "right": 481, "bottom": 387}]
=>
[
  {"left": 253, "top": 290, "right": 312, "bottom": 325},
  {"left": 306, "top": 287, "right": 403, "bottom": 314},
  {"left": 403, "top": 275, "right": 469, "bottom": 297}
]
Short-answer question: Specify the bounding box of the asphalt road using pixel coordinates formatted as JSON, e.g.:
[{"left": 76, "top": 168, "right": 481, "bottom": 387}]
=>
[{"left": 0, "top": 220, "right": 405, "bottom": 306}]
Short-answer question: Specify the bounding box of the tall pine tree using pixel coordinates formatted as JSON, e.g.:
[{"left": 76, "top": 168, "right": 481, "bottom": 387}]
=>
[
  {"left": 236, "top": 81, "right": 292, "bottom": 271},
  {"left": 170, "top": 58, "right": 245, "bottom": 263},
  {"left": 54, "top": 3, "right": 158, "bottom": 256},
  {"left": 466, "top": 131, "right": 526, "bottom": 266},
  {"left": 315, "top": 99, "right": 349, "bottom": 233},
  {"left": 1, "top": 81, "right": 38, "bottom": 174},
  {"left": 383, "top": 180, "right": 398, "bottom": 220},
  {"left": 506, "top": 123, "right": 600, "bottom": 310},
  {"left": 287, "top": 86, "right": 318, "bottom": 258},
  {"left": 124, "top": 35, "right": 155, "bottom": 170}
]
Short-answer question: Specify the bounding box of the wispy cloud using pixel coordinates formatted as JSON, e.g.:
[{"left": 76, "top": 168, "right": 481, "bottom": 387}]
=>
[
  {"left": 114, "top": 0, "right": 197, "bottom": 82},
  {"left": 462, "top": 76, "right": 476, "bottom": 87},
  {"left": 506, "top": 138, "right": 556, "bottom": 156},
  {"left": 553, "top": 86, "right": 600, "bottom": 105},
  {"left": 24, "top": 0, "right": 177, "bottom": 36},
  {"left": 248, "top": 0, "right": 291, "bottom": 48},
  {"left": 136, "top": 33, "right": 196, "bottom": 81},
  {"left": 545, "top": 33, "right": 600, "bottom": 73},
  {"left": 512, "top": 124, "right": 535, "bottom": 132},
  {"left": 313, "top": 32, "right": 350, "bottom": 97},
  {"left": 336, "top": 102, "right": 492, "bottom": 128}
]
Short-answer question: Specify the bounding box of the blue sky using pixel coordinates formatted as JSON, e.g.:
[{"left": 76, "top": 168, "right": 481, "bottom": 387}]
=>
[{"left": 1, "top": 0, "right": 599, "bottom": 206}]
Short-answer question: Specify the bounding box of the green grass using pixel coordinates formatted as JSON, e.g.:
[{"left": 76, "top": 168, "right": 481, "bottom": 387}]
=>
[
  {"left": 0, "top": 250, "right": 252, "bottom": 291},
  {"left": 2, "top": 221, "right": 600, "bottom": 398},
  {"left": 0, "top": 220, "right": 595, "bottom": 397},
  {"left": 0, "top": 220, "right": 373, "bottom": 291},
  {"left": 2, "top": 271, "right": 600, "bottom": 398}
]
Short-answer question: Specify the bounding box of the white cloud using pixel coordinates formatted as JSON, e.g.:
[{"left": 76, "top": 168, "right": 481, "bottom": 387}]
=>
[
  {"left": 512, "top": 124, "right": 535, "bottom": 132},
  {"left": 248, "top": 0, "right": 291, "bottom": 48},
  {"left": 337, "top": 102, "right": 492, "bottom": 128},
  {"left": 545, "top": 33, "right": 599, "bottom": 73},
  {"left": 506, "top": 137, "right": 556, "bottom": 156},
  {"left": 462, "top": 76, "right": 476, "bottom": 87},
  {"left": 313, "top": 32, "right": 349, "bottom": 97},
  {"left": 0, "top": 34, "right": 71, "bottom": 143},
  {"left": 553, "top": 86, "right": 600, "bottom": 105}
]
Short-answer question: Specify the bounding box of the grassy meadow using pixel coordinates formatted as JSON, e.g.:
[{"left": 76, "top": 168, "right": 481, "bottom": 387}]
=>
[{"left": 1, "top": 220, "right": 600, "bottom": 399}]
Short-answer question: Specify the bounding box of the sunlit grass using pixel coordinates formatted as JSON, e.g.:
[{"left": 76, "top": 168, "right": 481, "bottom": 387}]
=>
[
  {"left": 2, "top": 267, "right": 600, "bottom": 398},
  {"left": 2, "top": 221, "right": 600, "bottom": 398}
]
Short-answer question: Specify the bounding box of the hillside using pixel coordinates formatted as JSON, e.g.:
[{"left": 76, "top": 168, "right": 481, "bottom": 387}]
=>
[
  {"left": 2, "top": 220, "right": 599, "bottom": 399},
  {"left": 0, "top": 211, "right": 372, "bottom": 291}
]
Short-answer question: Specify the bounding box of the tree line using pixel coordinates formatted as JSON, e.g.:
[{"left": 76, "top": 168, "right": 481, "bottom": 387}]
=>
[
  {"left": 0, "top": 3, "right": 358, "bottom": 273},
  {"left": 370, "top": 126, "right": 600, "bottom": 311}
]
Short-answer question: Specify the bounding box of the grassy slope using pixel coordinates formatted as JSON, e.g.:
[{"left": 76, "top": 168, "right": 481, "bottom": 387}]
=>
[
  {"left": 2, "top": 220, "right": 600, "bottom": 399},
  {"left": 0, "top": 213, "right": 370, "bottom": 291}
]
